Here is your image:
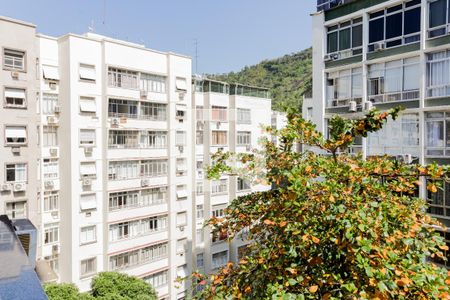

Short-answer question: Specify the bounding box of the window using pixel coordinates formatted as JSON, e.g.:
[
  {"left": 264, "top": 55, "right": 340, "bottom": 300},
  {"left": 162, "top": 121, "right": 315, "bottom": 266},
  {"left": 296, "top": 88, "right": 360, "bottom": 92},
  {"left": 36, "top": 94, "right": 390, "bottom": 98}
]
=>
[
  {"left": 43, "top": 159, "right": 59, "bottom": 179},
  {"left": 141, "top": 242, "right": 168, "bottom": 263},
  {"left": 140, "top": 73, "right": 167, "bottom": 93},
  {"left": 80, "top": 162, "right": 96, "bottom": 178},
  {"left": 326, "top": 68, "right": 362, "bottom": 107},
  {"left": 141, "top": 102, "right": 167, "bottom": 121},
  {"left": 176, "top": 185, "right": 188, "bottom": 200},
  {"left": 175, "top": 77, "right": 187, "bottom": 91},
  {"left": 327, "top": 18, "right": 362, "bottom": 56},
  {"left": 80, "top": 226, "right": 96, "bottom": 245},
  {"left": 176, "top": 131, "right": 186, "bottom": 146},
  {"left": 143, "top": 270, "right": 168, "bottom": 288},
  {"left": 212, "top": 179, "right": 228, "bottom": 194},
  {"left": 79, "top": 97, "right": 97, "bottom": 114},
  {"left": 4, "top": 87, "right": 26, "bottom": 108},
  {"left": 368, "top": 1, "right": 421, "bottom": 52},
  {"left": 176, "top": 105, "right": 187, "bottom": 121},
  {"left": 429, "top": 0, "right": 450, "bottom": 38},
  {"left": 425, "top": 112, "right": 450, "bottom": 156},
  {"left": 6, "top": 201, "right": 26, "bottom": 219},
  {"left": 45, "top": 254, "right": 59, "bottom": 275},
  {"left": 109, "top": 191, "right": 139, "bottom": 211},
  {"left": 211, "top": 106, "right": 227, "bottom": 122},
  {"left": 108, "top": 99, "right": 138, "bottom": 118},
  {"left": 237, "top": 108, "right": 251, "bottom": 124},
  {"left": 368, "top": 57, "right": 420, "bottom": 103},
  {"left": 80, "top": 194, "right": 97, "bottom": 211},
  {"left": 43, "top": 126, "right": 58, "bottom": 147},
  {"left": 196, "top": 204, "right": 204, "bottom": 219},
  {"left": 176, "top": 158, "right": 187, "bottom": 175},
  {"left": 177, "top": 238, "right": 188, "bottom": 253},
  {"left": 141, "top": 160, "right": 168, "bottom": 177},
  {"left": 196, "top": 131, "right": 204, "bottom": 145},
  {"left": 237, "top": 178, "right": 251, "bottom": 191},
  {"left": 140, "top": 131, "right": 167, "bottom": 148},
  {"left": 212, "top": 251, "right": 228, "bottom": 269},
  {"left": 196, "top": 229, "right": 204, "bottom": 244},
  {"left": 196, "top": 182, "right": 204, "bottom": 195},
  {"left": 42, "top": 94, "right": 58, "bottom": 115},
  {"left": 6, "top": 163, "right": 27, "bottom": 182},
  {"left": 3, "top": 49, "right": 25, "bottom": 70},
  {"left": 108, "top": 160, "right": 139, "bottom": 180},
  {"left": 44, "top": 223, "right": 59, "bottom": 244},
  {"left": 427, "top": 179, "right": 450, "bottom": 217},
  {"left": 141, "top": 187, "right": 167, "bottom": 206},
  {"left": 79, "top": 64, "right": 96, "bottom": 82},
  {"left": 79, "top": 129, "right": 96, "bottom": 146},
  {"left": 44, "top": 191, "right": 59, "bottom": 212},
  {"left": 196, "top": 253, "right": 204, "bottom": 268},
  {"left": 306, "top": 107, "right": 313, "bottom": 121},
  {"left": 108, "top": 130, "right": 139, "bottom": 149},
  {"left": 177, "top": 212, "right": 187, "bottom": 226},
  {"left": 109, "top": 250, "right": 139, "bottom": 271},
  {"left": 176, "top": 264, "right": 188, "bottom": 278},
  {"left": 211, "top": 131, "right": 227, "bottom": 146},
  {"left": 212, "top": 205, "right": 226, "bottom": 218},
  {"left": 203, "top": 81, "right": 229, "bottom": 94},
  {"left": 427, "top": 51, "right": 450, "bottom": 98},
  {"left": 108, "top": 67, "right": 138, "bottom": 89},
  {"left": 5, "top": 126, "right": 27, "bottom": 145},
  {"left": 80, "top": 258, "right": 96, "bottom": 277},
  {"left": 196, "top": 106, "right": 204, "bottom": 120},
  {"left": 42, "top": 65, "right": 59, "bottom": 81},
  {"left": 109, "top": 215, "right": 168, "bottom": 241},
  {"left": 237, "top": 131, "right": 251, "bottom": 146}
]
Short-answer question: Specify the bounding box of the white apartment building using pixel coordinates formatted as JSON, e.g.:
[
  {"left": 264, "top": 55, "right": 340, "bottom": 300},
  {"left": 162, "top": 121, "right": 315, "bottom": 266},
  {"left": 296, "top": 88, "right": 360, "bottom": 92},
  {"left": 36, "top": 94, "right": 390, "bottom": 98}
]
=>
[
  {"left": 191, "top": 78, "right": 272, "bottom": 278},
  {"left": 309, "top": 0, "right": 450, "bottom": 262}
]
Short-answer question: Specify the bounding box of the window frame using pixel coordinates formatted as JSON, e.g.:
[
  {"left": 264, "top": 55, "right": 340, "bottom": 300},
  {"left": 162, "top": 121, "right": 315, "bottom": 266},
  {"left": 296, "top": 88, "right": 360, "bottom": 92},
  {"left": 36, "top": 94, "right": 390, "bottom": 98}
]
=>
[
  {"left": 4, "top": 125, "right": 27, "bottom": 146},
  {"left": 4, "top": 87, "right": 26, "bottom": 109},
  {"left": 3, "top": 48, "right": 26, "bottom": 71}
]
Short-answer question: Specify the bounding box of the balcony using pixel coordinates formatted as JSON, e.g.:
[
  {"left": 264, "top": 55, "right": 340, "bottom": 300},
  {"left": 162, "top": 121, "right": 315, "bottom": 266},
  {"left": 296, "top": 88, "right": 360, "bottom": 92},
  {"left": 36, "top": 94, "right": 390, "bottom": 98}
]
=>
[{"left": 368, "top": 90, "right": 420, "bottom": 104}]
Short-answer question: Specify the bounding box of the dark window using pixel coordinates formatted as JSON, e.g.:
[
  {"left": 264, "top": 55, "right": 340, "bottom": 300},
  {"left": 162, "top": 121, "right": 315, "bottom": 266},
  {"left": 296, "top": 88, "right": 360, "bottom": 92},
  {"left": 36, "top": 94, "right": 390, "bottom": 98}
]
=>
[
  {"left": 370, "top": 10, "right": 384, "bottom": 19},
  {"left": 338, "top": 28, "right": 351, "bottom": 51},
  {"left": 429, "top": 0, "right": 447, "bottom": 28},
  {"left": 369, "top": 18, "right": 384, "bottom": 43},
  {"left": 386, "top": 13, "right": 403, "bottom": 39},
  {"left": 327, "top": 32, "right": 338, "bottom": 53},
  {"left": 404, "top": 7, "right": 421, "bottom": 34},
  {"left": 352, "top": 24, "right": 363, "bottom": 48},
  {"left": 387, "top": 4, "right": 402, "bottom": 13},
  {"left": 405, "top": 0, "right": 421, "bottom": 8}
]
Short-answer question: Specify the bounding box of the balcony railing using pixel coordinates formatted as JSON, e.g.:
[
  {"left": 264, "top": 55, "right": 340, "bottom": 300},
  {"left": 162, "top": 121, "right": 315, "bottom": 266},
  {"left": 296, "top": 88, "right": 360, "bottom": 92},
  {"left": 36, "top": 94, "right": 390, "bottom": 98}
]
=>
[
  {"left": 327, "top": 97, "right": 362, "bottom": 108},
  {"left": 368, "top": 90, "right": 420, "bottom": 104}
]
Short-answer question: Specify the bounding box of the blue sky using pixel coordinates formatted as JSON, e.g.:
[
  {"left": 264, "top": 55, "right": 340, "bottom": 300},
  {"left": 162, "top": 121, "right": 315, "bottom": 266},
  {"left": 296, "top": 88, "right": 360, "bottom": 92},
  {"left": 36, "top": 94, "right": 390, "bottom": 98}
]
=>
[{"left": 3, "top": 0, "right": 315, "bottom": 74}]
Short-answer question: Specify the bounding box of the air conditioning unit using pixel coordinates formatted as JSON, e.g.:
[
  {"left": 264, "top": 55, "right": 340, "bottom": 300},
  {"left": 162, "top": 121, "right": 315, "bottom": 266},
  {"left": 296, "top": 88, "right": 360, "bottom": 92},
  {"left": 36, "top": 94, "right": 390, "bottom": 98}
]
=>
[
  {"left": 13, "top": 183, "right": 26, "bottom": 192},
  {"left": 396, "top": 154, "right": 413, "bottom": 165},
  {"left": 340, "top": 49, "right": 352, "bottom": 59},
  {"left": 330, "top": 53, "right": 339, "bottom": 61},
  {"left": 216, "top": 122, "right": 221, "bottom": 129},
  {"left": 179, "top": 226, "right": 185, "bottom": 232},
  {"left": 52, "top": 244, "right": 59, "bottom": 254},
  {"left": 140, "top": 90, "right": 147, "bottom": 99},
  {"left": 51, "top": 211, "right": 58, "bottom": 218},
  {"left": 324, "top": 54, "right": 332, "bottom": 62},
  {"left": 54, "top": 105, "right": 61, "bottom": 114},
  {"left": 45, "top": 180, "right": 55, "bottom": 189},
  {"left": 47, "top": 116, "right": 59, "bottom": 124},
  {"left": 49, "top": 82, "right": 57, "bottom": 90},
  {"left": 348, "top": 100, "right": 357, "bottom": 112},
  {"left": 141, "top": 179, "right": 150, "bottom": 187},
  {"left": 179, "top": 92, "right": 186, "bottom": 101},
  {"left": 50, "top": 148, "right": 58, "bottom": 157},
  {"left": 82, "top": 178, "right": 92, "bottom": 186},
  {"left": 374, "top": 42, "right": 385, "bottom": 52},
  {"left": 111, "top": 118, "right": 120, "bottom": 126},
  {"left": 11, "top": 71, "right": 19, "bottom": 79},
  {"left": 84, "top": 146, "right": 93, "bottom": 155},
  {"left": 11, "top": 147, "right": 20, "bottom": 154},
  {"left": 178, "top": 145, "right": 184, "bottom": 153},
  {"left": 364, "top": 101, "right": 374, "bottom": 111},
  {"left": 0, "top": 184, "right": 11, "bottom": 191}
]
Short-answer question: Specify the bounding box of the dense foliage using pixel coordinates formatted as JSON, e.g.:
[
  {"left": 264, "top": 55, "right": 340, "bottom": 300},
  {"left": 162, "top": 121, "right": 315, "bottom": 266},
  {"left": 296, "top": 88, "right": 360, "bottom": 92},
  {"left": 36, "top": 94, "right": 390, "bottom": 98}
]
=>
[
  {"left": 194, "top": 108, "right": 450, "bottom": 299},
  {"left": 211, "top": 48, "right": 312, "bottom": 112},
  {"left": 44, "top": 272, "right": 157, "bottom": 300}
]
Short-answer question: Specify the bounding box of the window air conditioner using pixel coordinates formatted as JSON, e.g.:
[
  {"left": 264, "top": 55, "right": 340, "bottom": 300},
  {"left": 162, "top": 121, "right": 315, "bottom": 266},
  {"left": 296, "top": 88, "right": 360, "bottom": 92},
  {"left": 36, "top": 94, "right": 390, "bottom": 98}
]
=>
[
  {"left": 364, "top": 101, "right": 374, "bottom": 111},
  {"left": 49, "top": 82, "right": 57, "bottom": 90},
  {"left": 179, "top": 226, "right": 185, "bottom": 232},
  {"left": 82, "top": 178, "right": 92, "bottom": 186},
  {"left": 47, "top": 116, "right": 59, "bottom": 124},
  {"left": 141, "top": 179, "right": 150, "bottom": 187},
  {"left": 84, "top": 146, "right": 93, "bottom": 155},
  {"left": 13, "top": 183, "right": 26, "bottom": 192},
  {"left": 0, "top": 184, "right": 11, "bottom": 191},
  {"left": 324, "top": 54, "right": 332, "bottom": 62},
  {"left": 52, "top": 244, "right": 59, "bottom": 254},
  {"left": 178, "top": 146, "right": 184, "bottom": 153},
  {"left": 374, "top": 42, "right": 385, "bottom": 52},
  {"left": 50, "top": 148, "right": 58, "bottom": 157},
  {"left": 45, "top": 180, "right": 55, "bottom": 189},
  {"left": 11, "top": 147, "right": 20, "bottom": 154},
  {"left": 348, "top": 100, "right": 357, "bottom": 112},
  {"left": 11, "top": 71, "right": 19, "bottom": 79},
  {"left": 396, "top": 154, "right": 413, "bottom": 165},
  {"left": 111, "top": 118, "right": 120, "bottom": 126}
]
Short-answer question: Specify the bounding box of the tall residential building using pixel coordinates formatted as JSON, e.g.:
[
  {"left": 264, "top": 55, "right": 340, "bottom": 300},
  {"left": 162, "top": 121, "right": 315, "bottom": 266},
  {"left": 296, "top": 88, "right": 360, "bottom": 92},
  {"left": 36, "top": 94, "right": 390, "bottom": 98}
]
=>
[
  {"left": 191, "top": 78, "right": 272, "bottom": 276},
  {"left": 310, "top": 0, "right": 450, "bottom": 260}
]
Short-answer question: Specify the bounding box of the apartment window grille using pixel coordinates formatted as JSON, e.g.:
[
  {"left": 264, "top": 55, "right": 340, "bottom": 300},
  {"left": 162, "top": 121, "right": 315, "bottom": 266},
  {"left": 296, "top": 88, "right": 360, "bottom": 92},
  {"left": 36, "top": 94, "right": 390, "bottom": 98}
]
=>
[
  {"left": 196, "top": 204, "right": 204, "bottom": 219},
  {"left": 211, "top": 106, "right": 227, "bottom": 122},
  {"left": 3, "top": 49, "right": 25, "bottom": 70},
  {"left": 212, "top": 251, "right": 228, "bottom": 269},
  {"left": 327, "top": 17, "right": 363, "bottom": 57},
  {"left": 109, "top": 191, "right": 139, "bottom": 211},
  {"left": 44, "top": 223, "right": 59, "bottom": 244},
  {"left": 425, "top": 112, "right": 450, "bottom": 157},
  {"left": 237, "top": 131, "right": 251, "bottom": 146},
  {"left": 368, "top": 57, "right": 420, "bottom": 103},
  {"left": 108, "top": 67, "right": 138, "bottom": 89},
  {"left": 140, "top": 131, "right": 167, "bottom": 148},
  {"left": 79, "top": 96, "right": 97, "bottom": 114},
  {"left": 211, "top": 179, "right": 228, "bottom": 194},
  {"left": 44, "top": 191, "right": 59, "bottom": 212},
  {"left": 108, "top": 99, "right": 138, "bottom": 118},
  {"left": 140, "top": 159, "right": 168, "bottom": 177},
  {"left": 428, "top": 0, "right": 450, "bottom": 38},
  {"left": 237, "top": 108, "right": 251, "bottom": 124},
  {"left": 108, "top": 130, "right": 139, "bottom": 149},
  {"left": 368, "top": 0, "right": 421, "bottom": 52},
  {"left": 196, "top": 182, "right": 204, "bottom": 195},
  {"left": 196, "top": 253, "right": 204, "bottom": 268},
  {"left": 108, "top": 160, "right": 139, "bottom": 180},
  {"left": 42, "top": 93, "right": 58, "bottom": 115},
  {"left": 140, "top": 102, "right": 167, "bottom": 121},
  {"left": 143, "top": 270, "right": 168, "bottom": 288},
  {"left": 5, "top": 126, "right": 27, "bottom": 145},
  {"left": 79, "top": 64, "right": 96, "bottom": 82},
  {"left": 43, "top": 126, "right": 58, "bottom": 147},
  {"left": 176, "top": 131, "right": 187, "bottom": 146},
  {"left": 80, "top": 258, "right": 96, "bottom": 278},
  {"left": 237, "top": 178, "right": 251, "bottom": 191},
  {"left": 196, "top": 229, "right": 204, "bottom": 244},
  {"left": 6, "top": 163, "right": 27, "bottom": 182},
  {"left": 212, "top": 205, "right": 226, "bottom": 218},
  {"left": 326, "top": 68, "right": 362, "bottom": 107},
  {"left": 211, "top": 130, "right": 227, "bottom": 146},
  {"left": 4, "top": 87, "right": 26, "bottom": 108},
  {"left": 80, "top": 225, "right": 96, "bottom": 245},
  {"left": 79, "top": 129, "right": 96, "bottom": 146},
  {"left": 6, "top": 201, "right": 26, "bottom": 219},
  {"left": 43, "top": 159, "right": 59, "bottom": 179},
  {"left": 140, "top": 73, "right": 167, "bottom": 93},
  {"left": 45, "top": 254, "right": 59, "bottom": 275},
  {"left": 427, "top": 50, "right": 450, "bottom": 98},
  {"left": 109, "top": 215, "right": 168, "bottom": 241}
]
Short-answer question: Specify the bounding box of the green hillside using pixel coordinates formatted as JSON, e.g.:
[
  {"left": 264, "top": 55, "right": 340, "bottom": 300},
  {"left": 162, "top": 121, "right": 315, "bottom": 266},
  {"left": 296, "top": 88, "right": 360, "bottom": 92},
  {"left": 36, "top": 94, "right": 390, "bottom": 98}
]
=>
[{"left": 211, "top": 47, "right": 312, "bottom": 112}]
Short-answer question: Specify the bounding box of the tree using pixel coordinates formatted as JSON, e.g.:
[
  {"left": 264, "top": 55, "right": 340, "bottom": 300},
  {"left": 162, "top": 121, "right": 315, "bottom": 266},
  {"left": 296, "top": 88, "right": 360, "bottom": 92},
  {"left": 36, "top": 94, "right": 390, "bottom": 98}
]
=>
[
  {"left": 195, "top": 108, "right": 450, "bottom": 299},
  {"left": 44, "top": 283, "right": 83, "bottom": 300}
]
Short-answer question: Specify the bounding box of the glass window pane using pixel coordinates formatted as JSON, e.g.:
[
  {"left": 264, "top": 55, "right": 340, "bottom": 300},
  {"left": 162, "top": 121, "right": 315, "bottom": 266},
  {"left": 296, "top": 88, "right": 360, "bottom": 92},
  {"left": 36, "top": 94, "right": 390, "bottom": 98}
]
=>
[
  {"left": 369, "top": 18, "right": 384, "bottom": 43},
  {"left": 352, "top": 24, "right": 362, "bottom": 48},
  {"left": 327, "top": 32, "right": 338, "bottom": 53},
  {"left": 386, "top": 13, "right": 403, "bottom": 39},
  {"left": 339, "top": 28, "right": 351, "bottom": 51},
  {"left": 404, "top": 7, "right": 421, "bottom": 34},
  {"left": 429, "top": 0, "right": 447, "bottom": 28}
]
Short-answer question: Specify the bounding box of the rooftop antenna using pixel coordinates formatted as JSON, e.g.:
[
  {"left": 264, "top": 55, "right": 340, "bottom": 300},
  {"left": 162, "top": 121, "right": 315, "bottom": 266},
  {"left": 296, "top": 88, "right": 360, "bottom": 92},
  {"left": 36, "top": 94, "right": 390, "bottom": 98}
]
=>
[
  {"left": 194, "top": 38, "right": 199, "bottom": 74},
  {"left": 88, "top": 20, "right": 95, "bottom": 32}
]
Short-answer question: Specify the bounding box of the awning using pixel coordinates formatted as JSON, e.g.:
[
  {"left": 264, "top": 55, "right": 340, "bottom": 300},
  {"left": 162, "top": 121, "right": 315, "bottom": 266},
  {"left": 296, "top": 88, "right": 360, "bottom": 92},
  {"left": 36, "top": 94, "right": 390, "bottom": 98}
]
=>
[
  {"left": 80, "top": 194, "right": 97, "bottom": 211},
  {"left": 5, "top": 88, "right": 25, "bottom": 99},
  {"left": 79, "top": 99, "right": 97, "bottom": 113},
  {"left": 176, "top": 104, "right": 187, "bottom": 111},
  {"left": 5, "top": 127, "right": 26, "bottom": 138},
  {"left": 176, "top": 212, "right": 187, "bottom": 225},
  {"left": 42, "top": 65, "right": 60, "bottom": 81},
  {"left": 176, "top": 190, "right": 188, "bottom": 199},
  {"left": 177, "top": 164, "right": 187, "bottom": 172},
  {"left": 79, "top": 65, "right": 96, "bottom": 81},
  {"left": 175, "top": 78, "right": 187, "bottom": 91},
  {"left": 80, "top": 163, "right": 96, "bottom": 176}
]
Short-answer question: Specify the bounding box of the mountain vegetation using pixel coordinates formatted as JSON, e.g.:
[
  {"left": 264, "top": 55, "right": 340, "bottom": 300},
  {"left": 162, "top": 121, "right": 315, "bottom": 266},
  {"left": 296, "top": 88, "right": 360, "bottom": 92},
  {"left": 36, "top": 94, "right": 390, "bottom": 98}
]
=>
[{"left": 211, "top": 47, "right": 312, "bottom": 112}]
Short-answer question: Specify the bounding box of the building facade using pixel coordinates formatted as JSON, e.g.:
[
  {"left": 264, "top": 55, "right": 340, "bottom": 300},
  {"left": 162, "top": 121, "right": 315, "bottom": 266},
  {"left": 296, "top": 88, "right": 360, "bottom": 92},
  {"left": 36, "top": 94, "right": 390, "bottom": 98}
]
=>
[{"left": 311, "top": 0, "right": 450, "bottom": 259}]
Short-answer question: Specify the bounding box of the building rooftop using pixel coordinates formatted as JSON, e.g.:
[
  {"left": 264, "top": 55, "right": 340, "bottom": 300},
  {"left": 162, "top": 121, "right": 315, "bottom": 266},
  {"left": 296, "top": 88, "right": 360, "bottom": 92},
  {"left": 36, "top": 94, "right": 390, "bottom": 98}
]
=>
[{"left": 316, "top": 0, "right": 357, "bottom": 12}]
